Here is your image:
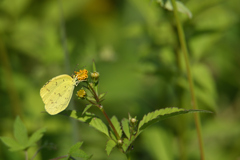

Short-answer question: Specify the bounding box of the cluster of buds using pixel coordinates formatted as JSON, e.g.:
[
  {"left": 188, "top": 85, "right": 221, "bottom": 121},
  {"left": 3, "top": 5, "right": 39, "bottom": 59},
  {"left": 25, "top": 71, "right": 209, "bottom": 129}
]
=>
[{"left": 75, "top": 69, "right": 100, "bottom": 99}]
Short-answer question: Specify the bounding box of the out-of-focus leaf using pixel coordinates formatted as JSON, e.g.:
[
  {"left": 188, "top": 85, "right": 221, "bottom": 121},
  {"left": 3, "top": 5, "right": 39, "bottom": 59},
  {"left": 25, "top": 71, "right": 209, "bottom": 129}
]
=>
[
  {"left": 14, "top": 116, "right": 28, "bottom": 145},
  {"left": 141, "top": 127, "right": 173, "bottom": 160},
  {"left": 0, "top": 137, "right": 24, "bottom": 151},
  {"left": 105, "top": 139, "right": 116, "bottom": 156},
  {"left": 193, "top": 64, "right": 217, "bottom": 110},
  {"left": 157, "top": 0, "right": 192, "bottom": 18},
  {"left": 27, "top": 128, "right": 46, "bottom": 147},
  {"left": 69, "top": 142, "right": 92, "bottom": 160}
]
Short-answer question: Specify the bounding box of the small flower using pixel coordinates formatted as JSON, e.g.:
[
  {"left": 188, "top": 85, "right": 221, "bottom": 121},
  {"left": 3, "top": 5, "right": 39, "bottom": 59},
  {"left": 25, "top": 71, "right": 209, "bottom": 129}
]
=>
[
  {"left": 74, "top": 69, "right": 88, "bottom": 81},
  {"left": 77, "top": 88, "right": 86, "bottom": 98}
]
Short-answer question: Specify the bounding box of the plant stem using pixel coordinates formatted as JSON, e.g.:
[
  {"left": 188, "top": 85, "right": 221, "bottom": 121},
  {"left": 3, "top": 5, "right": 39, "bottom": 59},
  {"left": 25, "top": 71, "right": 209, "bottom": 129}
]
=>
[
  {"left": 170, "top": 0, "right": 205, "bottom": 159},
  {"left": 25, "top": 150, "right": 28, "bottom": 160},
  {"left": 126, "top": 152, "right": 131, "bottom": 160},
  {"left": 88, "top": 83, "right": 121, "bottom": 140},
  {"left": 101, "top": 107, "right": 121, "bottom": 140}
]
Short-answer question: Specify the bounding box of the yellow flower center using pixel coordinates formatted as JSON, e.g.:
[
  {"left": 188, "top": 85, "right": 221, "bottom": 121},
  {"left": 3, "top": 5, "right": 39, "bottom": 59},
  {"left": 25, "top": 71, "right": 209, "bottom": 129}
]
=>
[
  {"left": 74, "top": 69, "right": 88, "bottom": 81},
  {"left": 77, "top": 89, "right": 86, "bottom": 98}
]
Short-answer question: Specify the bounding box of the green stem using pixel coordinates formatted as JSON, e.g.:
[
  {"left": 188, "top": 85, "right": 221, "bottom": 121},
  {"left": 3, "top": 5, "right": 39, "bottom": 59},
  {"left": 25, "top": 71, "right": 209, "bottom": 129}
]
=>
[
  {"left": 126, "top": 152, "right": 131, "bottom": 160},
  {"left": 170, "top": 0, "right": 205, "bottom": 159},
  {"left": 88, "top": 83, "right": 121, "bottom": 140},
  {"left": 101, "top": 107, "right": 121, "bottom": 140},
  {"left": 25, "top": 150, "right": 28, "bottom": 160}
]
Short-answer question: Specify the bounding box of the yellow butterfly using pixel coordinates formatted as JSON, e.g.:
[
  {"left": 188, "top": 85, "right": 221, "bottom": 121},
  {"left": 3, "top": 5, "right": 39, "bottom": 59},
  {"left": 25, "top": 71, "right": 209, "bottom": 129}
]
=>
[
  {"left": 40, "top": 74, "right": 77, "bottom": 115},
  {"left": 40, "top": 69, "right": 88, "bottom": 115}
]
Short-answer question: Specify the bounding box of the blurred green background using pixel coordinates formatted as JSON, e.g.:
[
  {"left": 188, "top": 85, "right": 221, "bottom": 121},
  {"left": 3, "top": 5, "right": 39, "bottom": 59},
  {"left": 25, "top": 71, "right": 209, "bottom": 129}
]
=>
[{"left": 0, "top": 0, "right": 240, "bottom": 159}]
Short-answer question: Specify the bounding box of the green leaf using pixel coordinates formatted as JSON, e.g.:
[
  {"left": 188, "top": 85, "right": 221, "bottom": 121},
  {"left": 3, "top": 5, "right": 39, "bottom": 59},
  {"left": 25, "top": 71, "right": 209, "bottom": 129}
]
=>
[
  {"left": 106, "top": 139, "right": 116, "bottom": 156},
  {"left": 92, "top": 60, "right": 97, "bottom": 72},
  {"left": 82, "top": 104, "right": 93, "bottom": 115},
  {"left": 109, "top": 130, "right": 117, "bottom": 142},
  {"left": 90, "top": 117, "right": 109, "bottom": 137},
  {"left": 99, "top": 92, "right": 107, "bottom": 100},
  {"left": 60, "top": 110, "right": 109, "bottom": 137},
  {"left": 86, "top": 96, "right": 96, "bottom": 103},
  {"left": 121, "top": 118, "right": 130, "bottom": 139},
  {"left": 122, "top": 138, "right": 135, "bottom": 152},
  {"left": 157, "top": 0, "right": 192, "bottom": 18},
  {"left": 110, "top": 116, "right": 122, "bottom": 138},
  {"left": 69, "top": 142, "right": 92, "bottom": 160},
  {"left": 27, "top": 128, "right": 46, "bottom": 147},
  {"left": 14, "top": 116, "right": 28, "bottom": 145},
  {"left": 0, "top": 137, "right": 24, "bottom": 151},
  {"left": 138, "top": 107, "right": 211, "bottom": 133}
]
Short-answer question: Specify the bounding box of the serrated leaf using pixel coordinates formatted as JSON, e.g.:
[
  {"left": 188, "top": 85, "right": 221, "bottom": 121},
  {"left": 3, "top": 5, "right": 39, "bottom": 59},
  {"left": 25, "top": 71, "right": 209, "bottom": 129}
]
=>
[
  {"left": 106, "top": 139, "right": 116, "bottom": 156},
  {"left": 14, "top": 116, "right": 28, "bottom": 145},
  {"left": 60, "top": 110, "right": 109, "bottom": 137},
  {"left": 157, "top": 0, "right": 192, "bottom": 18},
  {"left": 69, "top": 141, "right": 83, "bottom": 153},
  {"left": 0, "top": 137, "right": 24, "bottom": 151},
  {"left": 90, "top": 117, "right": 109, "bottom": 137},
  {"left": 99, "top": 92, "right": 107, "bottom": 100},
  {"left": 109, "top": 130, "right": 117, "bottom": 142},
  {"left": 27, "top": 128, "right": 46, "bottom": 147},
  {"left": 122, "top": 138, "right": 135, "bottom": 152},
  {"left": 138, "top": 107, "right": 211, "bottom": 134},
  {"left": 82, "top": 104, "right": 93, "bottom": 115},
  {"left": 110, "top": 116, "right": 122, "bottom": 138},
  {"left": 69, "top": 142, "right": 92, "bottom": 160},
  {"left": 121, "top": 118, "right": 130, "bottom": 139}
]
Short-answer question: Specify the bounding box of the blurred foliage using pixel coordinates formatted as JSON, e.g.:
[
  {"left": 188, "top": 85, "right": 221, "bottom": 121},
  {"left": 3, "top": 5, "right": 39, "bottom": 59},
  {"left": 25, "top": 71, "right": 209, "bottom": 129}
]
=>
[{"left": 0, "top": 0, "right": 240, "bottom": 159}]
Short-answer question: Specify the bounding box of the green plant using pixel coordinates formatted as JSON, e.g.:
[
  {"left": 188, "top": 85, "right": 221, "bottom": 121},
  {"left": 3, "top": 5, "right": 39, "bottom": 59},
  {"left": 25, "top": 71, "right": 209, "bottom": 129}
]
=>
[
  {"left": 45, "top": 61, "right": 210, "bottom": 159},
  {"left": 0, "top": 116, "right": 46, "bottom": 160}
]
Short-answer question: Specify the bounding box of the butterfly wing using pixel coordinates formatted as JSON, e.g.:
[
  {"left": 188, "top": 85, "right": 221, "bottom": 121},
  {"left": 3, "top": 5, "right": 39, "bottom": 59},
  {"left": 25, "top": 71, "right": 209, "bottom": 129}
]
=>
[{"left": 40, "top": 74, "right": 76, "bottom": 115}]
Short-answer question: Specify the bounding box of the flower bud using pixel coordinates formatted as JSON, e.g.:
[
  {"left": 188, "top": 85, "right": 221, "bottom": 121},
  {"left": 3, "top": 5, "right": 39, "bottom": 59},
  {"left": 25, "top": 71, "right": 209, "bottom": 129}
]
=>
[
  {"left": 91, "top": 72, "right": 100, "bottom": 82},
  {"left": 117, "top": 139, "right": 123, "bottom": 145},
  {"left": 130, "top": 118, "right": 137, "bottom": 124}
]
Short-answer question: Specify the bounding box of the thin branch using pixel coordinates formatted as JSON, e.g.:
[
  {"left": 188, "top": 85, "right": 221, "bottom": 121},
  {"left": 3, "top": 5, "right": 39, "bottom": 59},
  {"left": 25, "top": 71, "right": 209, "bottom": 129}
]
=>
[{"left": 170, "top": 0, "right": 205, "bottom": 159}]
